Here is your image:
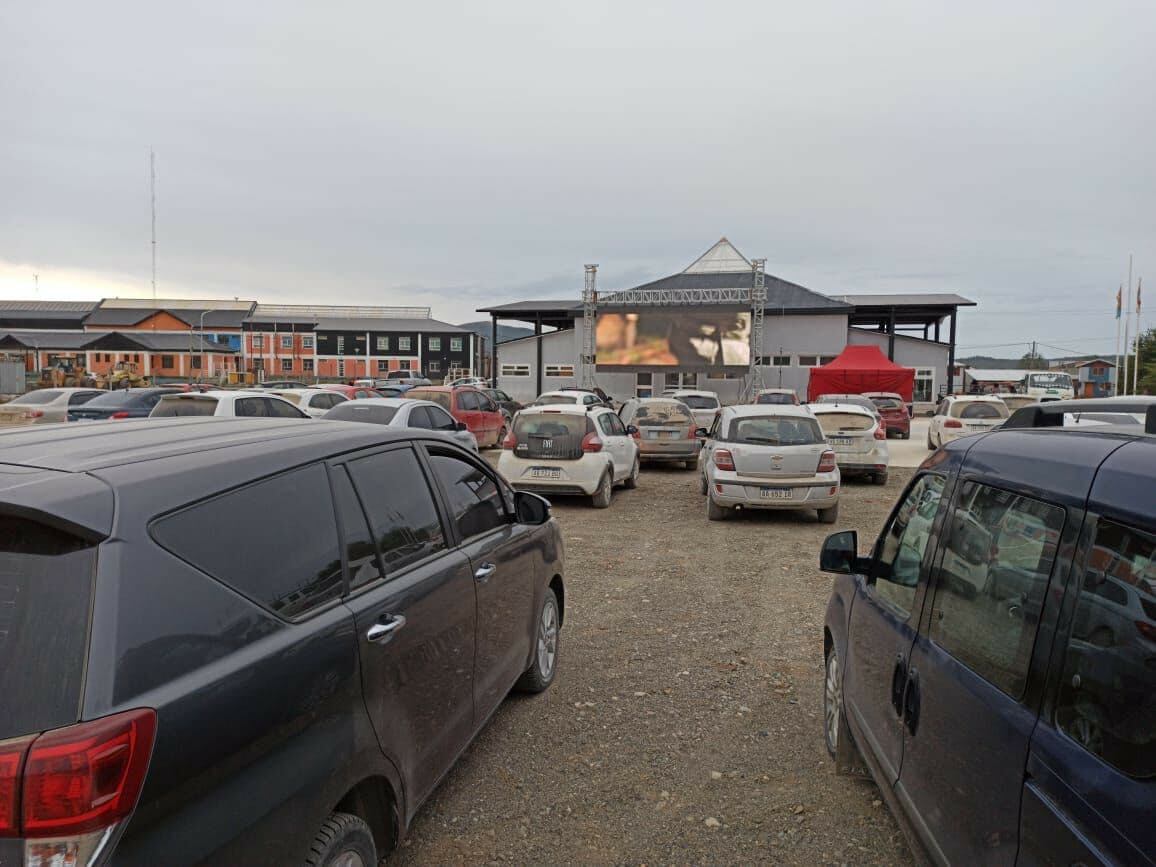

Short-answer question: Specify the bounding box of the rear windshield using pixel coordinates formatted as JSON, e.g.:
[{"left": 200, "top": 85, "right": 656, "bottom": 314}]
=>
[
  {"left": 679, "top": 395, "right": 719, "bottom": 410},
  {"left": 9, "top": 390, "right": 63, "bottom": 405},
  {"left": 0, "top": 518, "right": 97, "bottom": 738},
  {"left": 327, "top": 404, "right": 399, "bottom": 424},
  {"left": 954, "top": 402, "right": 1010, "bottom": 419},
  {"left": 870, "top": 397, "right": 903, "bottom": 410},
  {"left": 151, "top": 397, "right": 219, "bottom": 417},
  {"left": 728, "top": 416, "right": 823, "bottom": 445},
  {"left": 815, "top": 412, "right": 875, "bottom": 432},
  {"left": 755, "top": 392, "right": 796, "bottom": 405},
  {"left": 817, "top": 396, "right": 875, "bottom": 412},
  {"left": 82, "top": 391, "right": 147, "bottom": 409},
  {"left": 407, "top": 390, "right": 450, "bottom": 409},
  {"left": 633, "top": 401, "right": 693, "bottom": 425},
  {"left": 514, "top": 413, "right": 587, "bottom": 438}
]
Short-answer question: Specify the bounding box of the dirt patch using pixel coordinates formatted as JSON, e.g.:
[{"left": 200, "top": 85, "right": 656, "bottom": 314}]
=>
[{"left": 394, "top": 461, "right": 916, "bottom": 865}]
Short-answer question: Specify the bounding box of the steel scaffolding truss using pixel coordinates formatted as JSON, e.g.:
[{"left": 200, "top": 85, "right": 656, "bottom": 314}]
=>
[
  {"left": 597, "top": 286, "right": 754, "bottom": 306},
  {"left": 580, "top": 264, "right": 598, "bottom": 388},
  {"left": 743, "top": 258, "right": 767, "bottom": 400}
]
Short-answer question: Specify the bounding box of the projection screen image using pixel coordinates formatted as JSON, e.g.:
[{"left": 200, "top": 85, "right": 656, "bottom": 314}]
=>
[{"left": 595, "top": 310, "right": 751, "bottom": 368}]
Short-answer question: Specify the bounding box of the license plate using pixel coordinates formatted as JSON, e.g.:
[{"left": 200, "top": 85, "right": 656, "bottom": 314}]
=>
[
  {"left": 829, "top": 437, "right": 852, "bottom": 446},
  {"left": 760, "top": 487, "right": 793, "bottom": 500},
  {"left": 966, "top": 424, "right": 987, "bottom": 430},
  {"left": 530, "top": 467, "right": 561, "bottom": 479}
]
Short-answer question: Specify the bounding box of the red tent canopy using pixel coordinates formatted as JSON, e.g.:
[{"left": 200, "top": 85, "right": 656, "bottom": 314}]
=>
[{"left": 807, "top": 345, "right": 915, "bottom": 402}]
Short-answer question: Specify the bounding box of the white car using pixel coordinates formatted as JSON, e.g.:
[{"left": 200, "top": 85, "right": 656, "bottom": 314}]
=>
[
  {"left": 0, "top": 387, "right": 106, "bottom": 426},
  {"left": 752, "top": 388, "right": 801, "bottom": 406},
  {"left": 266, "top": 388, "right": 349, "bottom": 419},
  {"left": 447, "top": 376, "right": 490, "bottom": 388},
  {"left": 809, "top": 402, "right": 890, "bottom": 484},
  {"left": 994, "top": 393, "right": 1038, "bottom": 414},
  {"left": 928, "top": 395, "right": 1010, "bottom": 449},
  {"left": 698, "top": 405, "right": 840, "bottom": 522},
  {"left": 149, "top": 390, "right": 309, "bottom": 419},
  {"left": 323, "top": 397, "right": 479, "bottom": 452},
  {"left": 497, "top": 404, "right": 639, "bottom": 508},
  {"left": 667, "top": 389, "right": 721, "bottom": 430},
  {"left": 528, "top": 389, "right": 607, "bottom": 408}
]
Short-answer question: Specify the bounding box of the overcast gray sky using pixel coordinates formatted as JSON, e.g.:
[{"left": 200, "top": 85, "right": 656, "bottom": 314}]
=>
[{"left": 2, "top": 1, "right": 1153, "bottom": 356}]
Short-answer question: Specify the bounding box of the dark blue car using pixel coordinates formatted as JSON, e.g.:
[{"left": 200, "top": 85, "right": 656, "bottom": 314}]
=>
[
  {"left": 68, "top": 387, "right": 181, "bottom": 420},
  {"left": 820, "top": 398, "right": 1156, "bottom": 865}
]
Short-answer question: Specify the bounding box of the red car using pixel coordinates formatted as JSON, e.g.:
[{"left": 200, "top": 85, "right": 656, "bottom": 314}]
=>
[
  {"left": 320, "top": 384, "right": 379, "bottom": 400},
  {"left": 405, "top": 385, "right": 507, "bottom": 448},
  {"left": 863, "top": 391, "right": 912, "bottom": 439}
]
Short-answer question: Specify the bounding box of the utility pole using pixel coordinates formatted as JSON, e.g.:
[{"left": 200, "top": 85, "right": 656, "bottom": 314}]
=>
[{"left": 150, "top": 148, "right": 157, "bottom": 323}]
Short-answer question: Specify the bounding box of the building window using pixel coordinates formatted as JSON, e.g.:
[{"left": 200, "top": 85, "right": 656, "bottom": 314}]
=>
[
  {"left": 336, "top": 336, "right": 345, "bottom": 355},
  {"left": 636, "top": 372, "right": 652, "bottom": 398},
  {"left": 428, "top": 337, "right": 441, "bottom": 351},
  {"left": 161, "top": 355, "right": 175, "bottom": 369},
  {"left": 252, "top": 335, "right": 264, "bottom": 349},
  {"left": 819, "top": 355, "right": 838, "bottom": 365},
  {"left": 500, "top": 364, "right": 530, "bottom": 377},
  {"left": 133, "top": 353, "right": 140, "bottom": 363},
  {"left": 281, "top": 358, "right": 293, "bottom": 372},
  {"left": 451, "top": 337, "right": 463, "bottom": 352},
  {"left": 398, "top": 359, "right": 412, "bottom": 371},
  {"left": 302, "top": 358, "right": 314, "bottom": 372},
  {"left": 399, "top": 336, "right": 412, "bottom": 351},
  {"left": 302, "top": 336, "right": 314, "bottom": 349},
  {"left": 428, "top": 360, "right": 441, "bottom": 373},
  {"left": 797, "top": 355, "right": 818, "bottom": 367},
  {"left": 280, "top": 335, "right": 293, "bottom": 349},
  {"left": 914, "top": 367, "right": 935, "bottom": 403},
  {"left": 545, "top": 364, "right": 575, "bottom": 378},
  {"left": 337, "top": 359, "right": 345, "bottom": 378},
  {"left": 191, "top": 356, "right": 202, "bottom": 370},
  {"left": 376, "top": 336, "right": 389, "bottom": 351},
  {"left": 377, "top": 359, "right": 389, "bottom": 372},
  {"left": 253, "top": 358, "right": 264, "bottom": 371},
  {"left": 769, "top": 355, "right": 791, "bottom": 367}
]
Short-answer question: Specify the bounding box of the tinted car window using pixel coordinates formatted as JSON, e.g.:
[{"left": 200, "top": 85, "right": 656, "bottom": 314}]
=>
[
  {"left": 755, "top": 392, "right": 796, "bottom": 405},
  {"left": 234, "top": 397, "right": 268, "bottom": 417},
  {"left": 729, "top": 416, "right": 823, "bottom": 445},
  {"left": 428, "top": 406, "right": 458, "bottom": 431},
  {"left": 79, "top": 390, "right": 141, "bottom": 409},
  {"left": 428, "top": 451, "right": 507, "bottom": 539},
  {"left": 1056, "top": 520, "right": 1156, "bottom": 778},
  {"left": 0, "top": 519, "right": 96, "bottom": 739},
  {"left": 68, "top": 391, "right": 101, "bottom": 406},
  {"left": 874, "top": 474, "right": 947, "bottom": 616},
  {"left": 152, "top": 463, "right": 343, "bottom": 619},
  {"left": 268, "top": 398, "right": 307, "bottom": 418},
  {"left": 597, "top": 413, "right": 615, "bottom": 436},
  {"left": 407, "top": 390, "right": 451, "bottom": 409},
  {"left": 331, "top": 467, "right": 384, "bottom": 592},
  {"left": 327, "top": 403, "right": 399, "bottom": 425},
  {"left": 348, "top": 449, "right": 446, "bottom": 572},
  {"left": 679, "top": 395, "right": 719, "bottom": 409},
  {"left": 152, "top": 397, "right": 219, "bottom": 417},
  {"left": 956, "top": 402, "right": 1010, "bottom": 420},
  {"left": 407, "top": 406, "right": 435, "bottom": 429},
  {"left": 931, "top": 482, "right": 1065, "bottom": 698},
  {"left": 457, "top": 390, "right": 480, "bottom": 411},
  {"left": 604, "top": 412, "right": 626, "bottom": 436},
  {"left": 9, "top": 390, "right": 63, "bottom": 405}
]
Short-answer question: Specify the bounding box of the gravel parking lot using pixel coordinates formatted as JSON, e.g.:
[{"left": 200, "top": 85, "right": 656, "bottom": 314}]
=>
[{"left": 395, "top": 460, "right": 917, "bottom": 866}]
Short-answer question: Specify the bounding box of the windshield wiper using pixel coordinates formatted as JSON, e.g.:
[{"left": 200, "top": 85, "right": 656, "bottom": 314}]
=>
[{"left": 741, "top": 436, "right": 780, "bottom": 444}]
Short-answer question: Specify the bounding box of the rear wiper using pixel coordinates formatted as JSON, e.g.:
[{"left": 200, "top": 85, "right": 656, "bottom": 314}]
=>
[{"left": 742, "top": 436, "right": 779, "bottom": 444}]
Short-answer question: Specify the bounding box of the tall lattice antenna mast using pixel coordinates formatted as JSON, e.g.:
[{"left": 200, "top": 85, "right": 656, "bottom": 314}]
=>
[
  {"left": 581, "top": 264, "right": 598, "bottom": 389},
  {"left": 743, "top": 258, "right": 767, "bottom": 400},
  {"left": 150, "top": 148, "right": 157, "bottom": 313}
]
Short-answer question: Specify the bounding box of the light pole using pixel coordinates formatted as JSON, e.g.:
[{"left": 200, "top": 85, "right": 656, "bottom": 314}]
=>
[{"left": 198, "top": 309, "right": 216, "bottom": 382}]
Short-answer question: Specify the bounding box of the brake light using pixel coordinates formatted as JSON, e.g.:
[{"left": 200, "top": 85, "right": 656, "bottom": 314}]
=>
[
  {"left": 714, "top": 449, "right": 735, "bottom": 471},
  {"left": 1136, "top": 620, "right": 1156, "bottom": 643},
  {"left": 817, "top": 450, "right": 837, "bottom": 473},
  {"left": 502, "top": 429, "right": 517, "bottom": 450},
  {"left": 0, "top": 736, "right": 32, "bottom": 837},
  {"left": 109, "top": 411, "right": 131, "bottom": 420},
  {"left": 686, "top": 425, "right": 697, "bottom": 439},
  {"left": 21, "top": 411, "right": 44, "bottom": 419},
  {"left": 580, "top": 432, "right": 603, "bottom": 453},
  {"left": 874, "top": 425, "right": 887, "bottom": 441},
  {"left": 944, "top": 419, "right": 963, "bottom": 429}
]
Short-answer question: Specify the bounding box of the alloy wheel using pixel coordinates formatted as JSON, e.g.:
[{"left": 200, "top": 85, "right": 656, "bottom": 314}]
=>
[
  {"left": 824, "top": 651, "right": 840, "bottom": 752},
  {"left": 538, "top": 600, "right": 558, "bottom": 679},
  {"left": 330, "top": 853, "right": 366, "bottom": 867}
]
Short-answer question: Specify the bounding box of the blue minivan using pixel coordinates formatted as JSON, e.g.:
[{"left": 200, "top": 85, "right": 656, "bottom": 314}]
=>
[{"left": 820, "top": 398, "right": 1156, "bottom": 865}]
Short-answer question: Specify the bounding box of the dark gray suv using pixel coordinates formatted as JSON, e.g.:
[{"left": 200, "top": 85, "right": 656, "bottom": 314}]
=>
[{"left": 0, "top": 417, "right": 564, "bottom": 866}]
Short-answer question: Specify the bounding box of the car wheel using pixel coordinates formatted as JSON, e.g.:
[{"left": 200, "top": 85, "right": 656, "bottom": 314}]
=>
[
  {"left": 623, "top": 458, "right": 639, "bottom": 489},
  {"left": 874, "top": 472, "right": 888, "bottom": 486},
  {"left": 824, "top": 648, "right": 844, "bottom": 759},
  {"left": 901, "top": 431, "right": 910, "bottom": 440},
  {"left": 699, "top": 471, "right": 708, "bottom": 495},
  {"left": 516, "top": 587, "right": 560, "bottom": 693},
  {"left": 927, "top": 429, "right": 935, "bottom": 450},
  {"left": 817, "top": 503, "right": 839, "bottom": 524},
  {"left": 706, "top": 494, "right": 729, "bottom": 521},
  {"left": 304, "top": 813, "right": 376, "bottom": 867},
  {"left": 496, "top": 425, "right": 507, "bottom": 448},
  {"left": 590, "top": 471, "right": 612, "bottom": 508},
  {"left": 683, "top": 459, "right": 696, "bottom": 471}
]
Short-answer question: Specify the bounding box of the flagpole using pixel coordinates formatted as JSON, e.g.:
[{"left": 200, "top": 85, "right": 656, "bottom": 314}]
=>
[
  {"left": 1123, "top": 257, "right": 1133, "bottom": 394},
  {"left": 1134, "top": 275, "right": 1142, "bottom": 395},
  {"left": 1115, "top": 286, "right": 1122, "bottom": 395}
]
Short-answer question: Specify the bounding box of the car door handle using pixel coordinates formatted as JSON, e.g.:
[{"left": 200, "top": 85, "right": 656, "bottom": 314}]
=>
[
  {"left": 366, "top": 615, "right": 407, "bottom": 643},
  {"left": 890, "top": 654, "right": 907, "bottom": 717},
  {"left": 474, "top": 562, "right": 497, "bottom": 583},
  {"left": 902, "top": 667, "right": 920, "bottom": 736}
]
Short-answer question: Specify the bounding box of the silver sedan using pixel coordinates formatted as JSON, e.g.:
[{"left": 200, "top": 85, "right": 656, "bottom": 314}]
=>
[{"left": 323, "top": 397, "right": 479, "bottom": 452}]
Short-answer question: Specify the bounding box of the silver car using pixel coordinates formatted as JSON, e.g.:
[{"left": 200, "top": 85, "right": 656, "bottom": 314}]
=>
[
  {"left": 809, "top": 402, "right": 890, "bottom": 485},
  {"left": 698, "top": 405, "right": 840, "bottom": 522},
  {"left": 323, "top": 397, "right": 479, "bottom": 452},
  {"left": 0, "top": 387, "right": 105, "bottom": 426},
  {"left": 619, "top": 397, "right": 701, "bottom": 469}
]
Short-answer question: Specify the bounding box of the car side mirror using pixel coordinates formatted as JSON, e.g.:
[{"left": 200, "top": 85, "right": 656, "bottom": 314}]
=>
[
  {"left": 514, "top": 490, "right": 551, "bottom": 525},
  {"left": 820, "top": 530, "right": 867, "bottom": 574},
  {"left": 455, "top": 421, "right": 468, "bottom": 431},
  {"left": 695, "top": 427, "right": 709, "bottom": 438},
  {"left": 626, "top": 424, "right": 639, "bottom": 436}
]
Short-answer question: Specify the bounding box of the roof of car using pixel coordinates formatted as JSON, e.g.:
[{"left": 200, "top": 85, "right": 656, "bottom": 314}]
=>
[
  {"left": 808, "top": 402, "right": 876, "bottom": 416},
  {"left": 725, "top": 404, "right": 815, "bottom": 419},
  {"left": 668, "top": 390, "right": 718, "bottom": 398},
  {"left": 328, "top": 397, "right": 415, "bottom": 408},
  {"left": 862, "top": 392, "right": 903, "bottom": 399},
  {"left": 518, "top": 403, "right": 593, "bottom": 415}
]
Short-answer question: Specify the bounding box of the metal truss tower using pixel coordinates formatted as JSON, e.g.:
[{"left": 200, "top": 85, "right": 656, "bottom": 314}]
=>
[
  {"left": 743, "top": 258, "right": 767, "bottom": 400},
  {"left": 580, "top": 264, "right": 598, "bottom": 388}
]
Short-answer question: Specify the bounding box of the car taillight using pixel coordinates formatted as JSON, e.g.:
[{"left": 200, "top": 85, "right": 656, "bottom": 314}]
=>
[
  {"left": 874, "top": 426, "right": 887, "bottom": 441},
  {"left": 0, "top": 736, "right": 33, "bottom": 836},
  {"left": 944, "top": 419, "right": 963, "bottom": 429},
  {"left": 581, "top": 432, "right": 603, "bottom": 453},
  {"left": 817, "top": 450, "right": 837, "bottom": 473},
  {"left": 714, "top": 449, "right": 735, "bottom": 471},
  {"left": 109, "top": 412, "right": 131, "bottom": 420},
  {"left": 686, "top": 425, "right": 697, "bottom": 439},
  {"left": 502, "top": 429, "right": 517, "bottom": 450},
  {"left": 630, "top": 427, "right": 640, "bottom": 440},
  {"left": 1136, "top": 620, "right": 1156, "bottom": 643},
  {"left": 21, "top": 411, "right": 44, "bottom": 419}
]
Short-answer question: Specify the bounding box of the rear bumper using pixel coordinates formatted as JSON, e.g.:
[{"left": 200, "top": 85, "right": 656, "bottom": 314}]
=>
[
  {"left": 638, "top": 441, "right": 699, "bottom": 461},
  {"left": 496, "top": 453, "right": 605, "bottom": 496},
  {"left": 883, "top": 419, "right": 910, "bottom": 435},
  {"left": 708, "top": 471, "right": 840, "bottom": 510}
]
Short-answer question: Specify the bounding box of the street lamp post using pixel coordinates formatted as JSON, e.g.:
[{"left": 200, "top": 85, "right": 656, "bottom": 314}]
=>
[{"left": 198, "top": 309, "right": 216, "bottom": 382}]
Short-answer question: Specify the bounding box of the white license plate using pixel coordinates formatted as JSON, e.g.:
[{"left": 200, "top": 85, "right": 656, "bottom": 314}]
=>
[
  {"left": 530, "top": 467, "right": 561, "bottom": 479},
  {"left": 829, "top": 437, "right": 852, "bottom": 446},
  {"left": 966, "top": 424, "right": 988, "bottom": 430},
  {"left": 760, "top": 487, "right": 793, "bottom": 500}
]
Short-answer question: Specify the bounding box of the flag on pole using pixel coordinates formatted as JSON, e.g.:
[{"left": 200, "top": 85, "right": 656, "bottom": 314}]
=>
[
  {"left": 1137, "top": 278, "right": 1142, "bottom": 313},
  {"left": 1117, "top": 285, "right": 1123, "bottom": 319}
]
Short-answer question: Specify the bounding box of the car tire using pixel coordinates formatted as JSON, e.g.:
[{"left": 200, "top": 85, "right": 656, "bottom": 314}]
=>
[
  {"left": 515, "top": 587, "right": 560, "bottom": 693},
  {"left": 901, "top": 431, "right": 910, "bottom": 440},
  {"left": 824, "top": 647, "right": 844, "bottom": 759},
  {"left": 590, "top": 471, "right": 612, "bottom": 508},
  {"left": 496, "top": 425, "right": 507, "bottom": 448},
  {"left": 623, "top": 458, "right": 639, "bottom": 489},
  {"left": 817, "top": 503, "right": 839, "bottom": 524},
  {"left": 699, "top": 471, "right": 708, "bottom": 495},
  {"left": 683, "top": 459, "right": 696, "bottom": 471},
  {"left": 706, "top": 494, "right": 729, "bottom": 521},
  {"left": 304, "top": 812, "right": 376, "bottom": 867},
  {"left": 927, "top": 430, "right": 935, "bottom": 450},
  {"left": 874, "top": 472, "right": 888, "bottom": 486}
]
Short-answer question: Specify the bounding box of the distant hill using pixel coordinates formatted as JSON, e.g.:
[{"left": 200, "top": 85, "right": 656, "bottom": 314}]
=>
[{"left": 458, "top": 321, "right": 535, "bottom": 344}]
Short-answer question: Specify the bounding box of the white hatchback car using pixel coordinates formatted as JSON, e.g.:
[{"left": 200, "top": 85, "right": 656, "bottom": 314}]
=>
[
  {"left": 266, "top": 388, "right": 349, "bottom": 419},
  {"left": 809, "top": 402, "right": 891, "bottom": 485},
  {"left": 149, "top": 390, "right": 309, "bottom": 419},
  {"left": 928, "top": 395, "right": 1010, "bottom": 449},
  {"left": 528, "top": 389, "right": 607, "bottom": 409},
  {"left": 667, "top": 389, "right": 721, "bottom": 430},
  {"left": 323, "top": 397, "right": 479, "bottom": 452},
  {"left": 497, "top": 405, "right": 639, "bottom": 507},
  {"left": 698, "top": 405, "right": 840, "bottom": 522}
]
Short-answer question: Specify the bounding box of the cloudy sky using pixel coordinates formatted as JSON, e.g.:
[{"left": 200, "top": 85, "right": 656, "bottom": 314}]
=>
[{"left": 2, "top": 1, "right": 1153, "bottom": 356}]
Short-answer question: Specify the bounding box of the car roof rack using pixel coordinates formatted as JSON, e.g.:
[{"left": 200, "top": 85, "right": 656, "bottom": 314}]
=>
[{"left": 1003, "top": 397, "right": 1156, "bottom": 434}]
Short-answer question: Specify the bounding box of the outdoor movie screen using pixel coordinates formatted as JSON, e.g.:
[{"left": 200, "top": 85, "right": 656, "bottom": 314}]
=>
[{"left": 595, "top": 310, "right": 751, "bottom": 368}]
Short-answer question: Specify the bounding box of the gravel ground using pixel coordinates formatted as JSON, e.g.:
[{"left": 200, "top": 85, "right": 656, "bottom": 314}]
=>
[{"left": 394, "top": 462, "right": 917, "bottom": 866}]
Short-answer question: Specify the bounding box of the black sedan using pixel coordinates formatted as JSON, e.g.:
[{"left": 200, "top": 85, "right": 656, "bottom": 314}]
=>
[{"left": 68, "top": 387, "right": 182, "bottom": 420}]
